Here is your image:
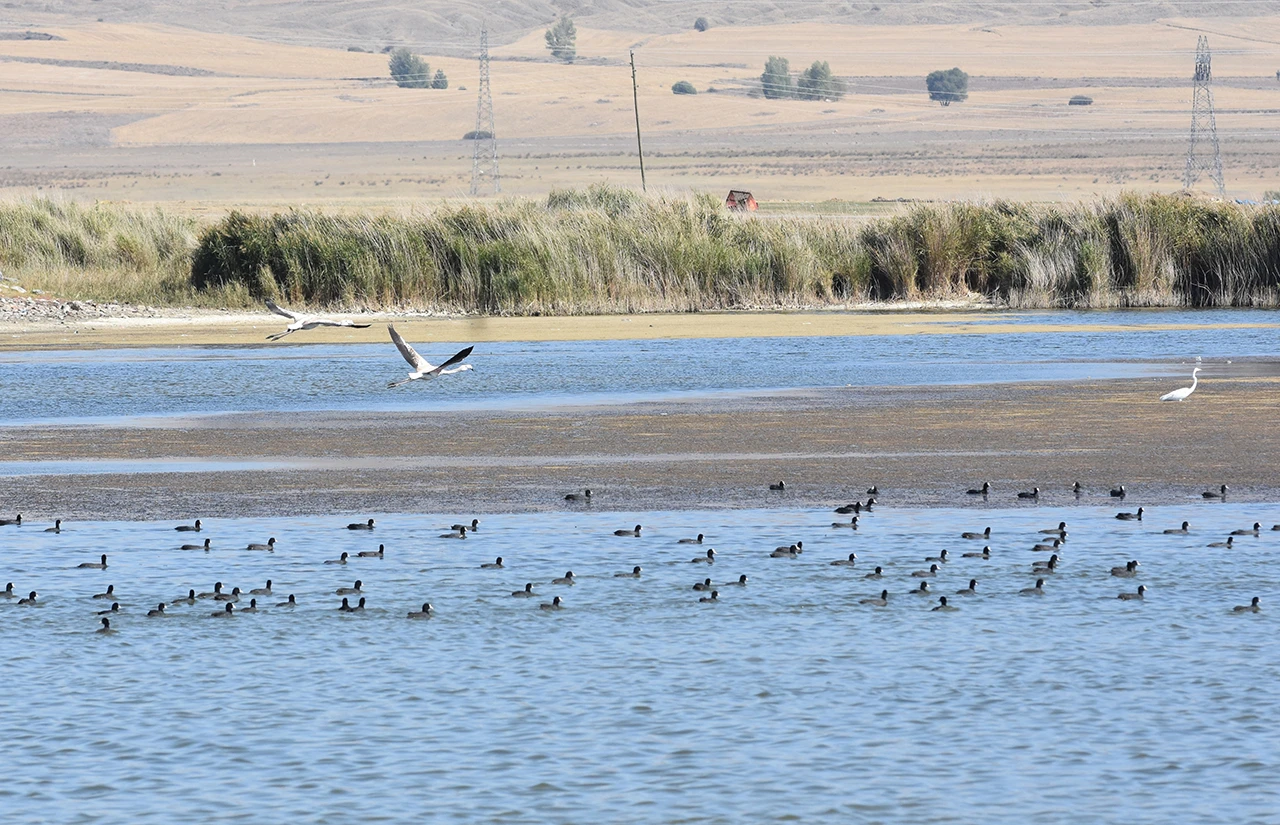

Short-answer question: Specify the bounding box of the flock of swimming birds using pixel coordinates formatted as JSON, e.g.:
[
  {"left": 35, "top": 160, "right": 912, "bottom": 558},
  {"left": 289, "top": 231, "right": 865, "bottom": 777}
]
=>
[{"left": 0, "top": 478, "right": 1270, "bottom": 634}]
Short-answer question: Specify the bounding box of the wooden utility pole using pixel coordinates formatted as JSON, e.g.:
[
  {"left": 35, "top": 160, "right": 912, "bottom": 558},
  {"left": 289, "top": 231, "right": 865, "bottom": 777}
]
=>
[{"left": 630, "top": 50, "right": 647, "bottom": 191}]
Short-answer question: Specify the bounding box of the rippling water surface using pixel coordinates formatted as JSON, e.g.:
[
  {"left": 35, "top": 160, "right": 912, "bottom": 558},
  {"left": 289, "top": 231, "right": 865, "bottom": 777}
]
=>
[
  {"left": 3, "top": 502, "right": 1278, "bottom": 823},
  {"left": 2, "top": 309, "right": 1273, "bottom": 422}
]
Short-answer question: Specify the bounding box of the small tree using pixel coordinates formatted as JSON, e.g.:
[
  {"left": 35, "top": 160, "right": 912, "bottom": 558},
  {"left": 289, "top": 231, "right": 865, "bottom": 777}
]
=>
[
  {"left": 671, "top": 80, "right": 697, "bottom": 95},
  {"left": 796, "top": 60, "right": 845, "bottom": 100},
  {"left": 926, "top": 67, "right": 969, "bottom": 106},
  {"left": 389, "top": 48, "right": 431, "bottom": 89},
  {"left": 694, "top": 17, "right": 710, "bottom": 32},
  {"left": 432, "top": 69, "right": 448, "bottom": 89},
  {"left": 545, "top": 16, "right": 577, "bottom": 62},
  {"left": 761, "top": 56, "right": 792, "bottom": 99}
]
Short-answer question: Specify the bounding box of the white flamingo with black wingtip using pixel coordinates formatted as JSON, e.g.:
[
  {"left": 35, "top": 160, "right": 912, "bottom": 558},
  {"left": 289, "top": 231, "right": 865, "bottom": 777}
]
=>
[
  {"left": 386, "top": 324, "right": 474, "bottom": 388},
  {"left": 264, "top": 299, "right": 372, "bottom": 341}
]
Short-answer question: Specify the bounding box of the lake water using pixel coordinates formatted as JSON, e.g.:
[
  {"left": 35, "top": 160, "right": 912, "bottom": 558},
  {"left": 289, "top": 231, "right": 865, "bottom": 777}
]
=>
[
  {"left": 4, "top": 308, "right": 1278, "bottom": 820},
  {"left": 2, "top": 502, "right": 1277, "bottom": 823},
  {"left": 1, "top": 309, "right": 1275, "bottom": 423}
]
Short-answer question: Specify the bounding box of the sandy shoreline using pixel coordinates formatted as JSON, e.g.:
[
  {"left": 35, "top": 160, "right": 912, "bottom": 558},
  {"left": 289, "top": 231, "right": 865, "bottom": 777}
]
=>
[
  {"left": 3, "top": 306, "right": 1278, "bottom": 350},
  {"left": 3, "top": 375, "right": 1279, "bottom": 520}
]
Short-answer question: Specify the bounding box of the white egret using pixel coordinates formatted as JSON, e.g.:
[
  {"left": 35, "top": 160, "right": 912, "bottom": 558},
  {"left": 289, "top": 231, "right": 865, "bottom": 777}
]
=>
[
  {"left": 265, "top": 300, "right": 372, "bottom": 341},
  {"left": 387, "top": 324, "right": 474, "bottom": 388},
  {"left": 1160, "top": 367, "right": 1201, "bottom": 402}
]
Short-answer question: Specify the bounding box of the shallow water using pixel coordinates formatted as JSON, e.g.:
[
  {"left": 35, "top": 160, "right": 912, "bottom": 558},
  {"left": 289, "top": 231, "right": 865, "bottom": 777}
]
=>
[
  {"left": 3, "top": 502, "right": 1278, "bottom": 823},
  {"left": 1, "top": 309, "right": 1273, "bottom": 423}
]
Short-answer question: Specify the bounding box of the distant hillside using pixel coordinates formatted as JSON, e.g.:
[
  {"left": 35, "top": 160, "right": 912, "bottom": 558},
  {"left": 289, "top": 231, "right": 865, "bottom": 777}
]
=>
[{"left": 10, "top": 1, "right": 1270, "bottom": 52}]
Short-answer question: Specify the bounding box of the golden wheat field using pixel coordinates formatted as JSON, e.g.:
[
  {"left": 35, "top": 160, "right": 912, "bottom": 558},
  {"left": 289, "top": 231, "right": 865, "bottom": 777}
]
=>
[{"left": 1, "top": 13, "right": 1278, "bottom": 209}]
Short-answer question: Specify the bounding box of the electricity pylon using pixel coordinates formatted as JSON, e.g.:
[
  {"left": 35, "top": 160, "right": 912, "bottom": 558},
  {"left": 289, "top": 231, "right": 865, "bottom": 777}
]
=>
[
  {"left": 1183, "top": 36, "right": 1225, "bottom": 196},
  {"left": 469, "top": 26, "right": 500, "bottom": 196}
]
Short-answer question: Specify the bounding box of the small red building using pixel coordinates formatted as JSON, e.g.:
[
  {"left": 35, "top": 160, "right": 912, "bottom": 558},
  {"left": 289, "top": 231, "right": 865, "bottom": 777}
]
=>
[{"left": 725, "top": 190, "right": 758, "bottom": 211}]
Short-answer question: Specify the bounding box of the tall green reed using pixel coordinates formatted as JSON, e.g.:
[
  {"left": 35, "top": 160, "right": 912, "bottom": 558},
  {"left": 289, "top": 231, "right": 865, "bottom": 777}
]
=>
[{"left": 5, "top": 190, "right": 1280, "bottom": 313}]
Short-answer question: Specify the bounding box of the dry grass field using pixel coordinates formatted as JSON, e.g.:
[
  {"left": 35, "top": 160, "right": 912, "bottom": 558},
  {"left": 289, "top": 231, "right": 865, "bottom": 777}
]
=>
[{"left": 0, "top": 10, "right": 1278, "bottom": 210}]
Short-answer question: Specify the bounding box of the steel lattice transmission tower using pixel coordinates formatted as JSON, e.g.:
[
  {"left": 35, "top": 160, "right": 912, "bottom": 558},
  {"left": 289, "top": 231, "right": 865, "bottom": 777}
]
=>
[
  {"left": 469, "top": 25, "right": 500, "bottom": 196},
  {"left": 1183, "top": 36, "right": 1225, "bottom": 195}
]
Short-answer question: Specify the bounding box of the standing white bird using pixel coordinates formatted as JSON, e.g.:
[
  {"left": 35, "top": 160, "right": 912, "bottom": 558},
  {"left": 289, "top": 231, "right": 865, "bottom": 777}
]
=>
[
  {"left": 387, "top": 324, "right": 474, "bottom": 388},
  {"left": 1160, "top": 367, "right": 1201, "bottom": 402},
  {"left": 265, "top": 300, "right": 372, "bottom": 341}
]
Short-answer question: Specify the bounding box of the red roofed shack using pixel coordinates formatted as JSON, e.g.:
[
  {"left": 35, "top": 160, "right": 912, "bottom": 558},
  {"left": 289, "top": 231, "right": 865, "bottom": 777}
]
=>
[{"left": 725, "top": 190, "right": 758, "bottom": 211}]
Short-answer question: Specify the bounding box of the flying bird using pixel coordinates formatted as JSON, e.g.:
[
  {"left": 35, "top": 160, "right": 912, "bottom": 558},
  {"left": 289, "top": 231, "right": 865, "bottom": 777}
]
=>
[
  {"left": 387, "top": 324, "right": 474, "bottom": 388},
  {"left": 265, "top": 299, "right": 372, "bottom": 341},
  {"left": 1160, "top": 367, "right": 1201, "bottom": 402}
]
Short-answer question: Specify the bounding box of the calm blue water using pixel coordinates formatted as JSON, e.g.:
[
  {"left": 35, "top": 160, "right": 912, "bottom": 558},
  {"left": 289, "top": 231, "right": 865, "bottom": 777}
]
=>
[
  {"left": 4, "top": 309, "right": 1278, "bottom": 820},
  {"left": 0, "top": 309, "right": 1275, "bottom": 423},
  {"left": 1, "top": 502, "right": 1277, "bottom": 823}
]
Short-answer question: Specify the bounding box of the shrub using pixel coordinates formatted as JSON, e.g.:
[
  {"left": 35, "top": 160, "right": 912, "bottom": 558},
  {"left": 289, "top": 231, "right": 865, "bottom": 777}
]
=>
[
  {"left": 388, "top": 49, "right": 431, "bottom": 89},
  {"left": 671, "top": 80, "right": 697, "bottom": 95},
  {"left": 463, "top": 130, "right": 494, "bottom": 140},
  {"left": 761, "top": 56, "right": 792, "bottom": 99},
  {"left": 694, "top": 17, "right": 710, "bottom": 32},
  {"left": 432, "top": 69, "right": 448, "bottom": 89},
  {"left": 796, "top": 60, "right": 845, "bottom": 101},
  {"left": 545, "top": 16, "right": 576, "bottom": 62},
  {"left": 926, "top": 67, "right": 969, "bottom": 106},
  {"left": 1069, "top": 95, "right": 1093, "bottom": 106}
]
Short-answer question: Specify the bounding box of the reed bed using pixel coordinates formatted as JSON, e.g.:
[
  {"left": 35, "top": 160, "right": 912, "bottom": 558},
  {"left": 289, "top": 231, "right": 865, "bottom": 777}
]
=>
[
  {"left": 5, "top": 190, "right": 1280, "bottom": 312},
  {"left": 0, "top": 198, "right": 249, "bottom": 306}
]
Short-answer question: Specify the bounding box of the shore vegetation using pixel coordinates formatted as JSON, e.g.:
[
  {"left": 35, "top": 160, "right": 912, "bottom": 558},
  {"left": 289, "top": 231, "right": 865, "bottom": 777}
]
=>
[{"left": 4, "top": 189, "right": 1280, "bottom": 313}]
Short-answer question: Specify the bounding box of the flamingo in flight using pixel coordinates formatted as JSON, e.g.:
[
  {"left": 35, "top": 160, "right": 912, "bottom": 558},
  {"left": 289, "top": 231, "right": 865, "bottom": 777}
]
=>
[
  {"left": 387, "top": 324, "right": 474, "bottom": 388},
  {"left": 265, "top": 300, "right": 372, "bottom": 341}
]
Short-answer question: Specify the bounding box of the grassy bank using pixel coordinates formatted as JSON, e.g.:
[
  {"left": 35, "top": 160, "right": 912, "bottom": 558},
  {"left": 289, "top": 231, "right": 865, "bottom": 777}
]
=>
[
  {"left": 5, "top": 189, "right": 1280, "bottom": 312},
  {"left": 0, "top": 199, "right": 248, "bottom": 306}
]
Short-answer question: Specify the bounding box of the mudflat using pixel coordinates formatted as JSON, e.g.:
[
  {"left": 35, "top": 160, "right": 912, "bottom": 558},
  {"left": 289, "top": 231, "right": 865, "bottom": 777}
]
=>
[{"left": 4, "top": 371, "right": 1278, "bottom": 520}]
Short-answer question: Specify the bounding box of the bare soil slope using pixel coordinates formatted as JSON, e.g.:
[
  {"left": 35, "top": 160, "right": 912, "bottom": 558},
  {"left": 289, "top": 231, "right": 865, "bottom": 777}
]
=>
[{"left": 14, "top": 1, "right": 1270, "bottom": 49}]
